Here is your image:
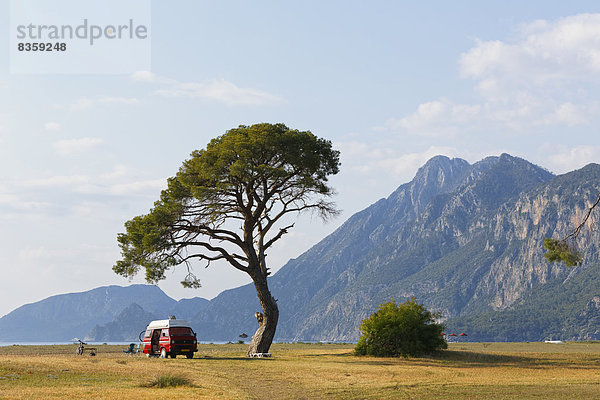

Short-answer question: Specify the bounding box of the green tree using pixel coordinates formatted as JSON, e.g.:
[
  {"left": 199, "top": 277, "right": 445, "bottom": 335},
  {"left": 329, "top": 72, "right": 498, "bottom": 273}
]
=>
[
  {"left": 355, "top": 299, "right": 447, "bottom": 357},
  {"left": 114, "top": 123, "right": 340, "bottom": 355},
  {"left": 544, "top": 192, "right": 600, "bottom": 266}
]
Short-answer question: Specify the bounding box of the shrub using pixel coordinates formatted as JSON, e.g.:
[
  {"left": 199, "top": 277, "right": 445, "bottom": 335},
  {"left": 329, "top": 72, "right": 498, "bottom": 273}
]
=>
[
  {"left": 355, "top": 298, "right": 447, "bottom": 357},
  {"left": 143, "top": 373, "right": 196, "bottom": 388}
]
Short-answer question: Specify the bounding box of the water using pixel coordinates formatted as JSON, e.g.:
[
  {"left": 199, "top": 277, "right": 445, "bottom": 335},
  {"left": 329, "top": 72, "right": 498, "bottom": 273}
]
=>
[
  {"left": 0, "top": 341, "right": 230, "bottom": 347},
  {"left": 0, "top": 341, "right": 133, "bottom": 347},
  {"left": 0, "top": 340, "right": 346, "bottom": 347}
]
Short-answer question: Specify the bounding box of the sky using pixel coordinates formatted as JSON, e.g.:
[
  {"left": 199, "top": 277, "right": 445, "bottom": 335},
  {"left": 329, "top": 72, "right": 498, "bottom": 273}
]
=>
[{"left": 1, "top": 1, "right": 600, "bottom": 317}]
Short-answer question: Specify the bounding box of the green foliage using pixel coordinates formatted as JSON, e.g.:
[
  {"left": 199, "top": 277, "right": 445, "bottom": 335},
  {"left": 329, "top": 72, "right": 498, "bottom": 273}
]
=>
[
  {"left": 179, "top": 123, "right": 340, "bottom": 200},
  {"left": 355, "top": 299, "right": 447, "bottom": 357},
  {"left": 113, "top": 123, "right": 340, "bottom": 285},
  {"left": 543, "top": 238, "right": 582, "bottom": 267}
]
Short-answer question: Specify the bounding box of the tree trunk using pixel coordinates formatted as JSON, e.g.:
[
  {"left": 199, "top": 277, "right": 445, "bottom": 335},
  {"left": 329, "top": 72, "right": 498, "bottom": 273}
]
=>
[{"left": 247, "top": 273, "right": 279, "bottom": 355}]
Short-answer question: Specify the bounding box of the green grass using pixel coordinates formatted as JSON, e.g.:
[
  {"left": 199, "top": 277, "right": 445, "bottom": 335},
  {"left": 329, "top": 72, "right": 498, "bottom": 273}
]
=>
[{"left": 0, "top": 342, "right": 599, "bottom": 399}]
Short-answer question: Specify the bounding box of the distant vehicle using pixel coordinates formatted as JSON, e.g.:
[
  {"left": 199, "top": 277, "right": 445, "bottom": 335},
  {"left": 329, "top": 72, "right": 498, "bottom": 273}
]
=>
[{"left": 140, "top": 317, "right": 198, "bottom": 359}]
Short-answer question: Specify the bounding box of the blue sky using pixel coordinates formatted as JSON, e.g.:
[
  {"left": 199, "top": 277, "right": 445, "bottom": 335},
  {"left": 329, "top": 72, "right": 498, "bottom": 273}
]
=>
[{"left": 1, "top": 1, "right": 600, "bottom": 317}]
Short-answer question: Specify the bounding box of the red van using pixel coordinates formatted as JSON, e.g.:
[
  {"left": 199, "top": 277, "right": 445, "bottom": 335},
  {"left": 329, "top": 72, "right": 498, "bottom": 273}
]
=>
[{"left": 141, "top": 318, "right": 198, "bottom": 359}]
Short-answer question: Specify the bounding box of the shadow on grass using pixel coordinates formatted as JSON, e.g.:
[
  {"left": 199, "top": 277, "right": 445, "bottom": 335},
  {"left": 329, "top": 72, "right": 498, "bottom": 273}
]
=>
[
  {"left": 428, "top": 350, "right": 533, "bottom": 367},
  {"left": 334, "top": 349, "right": 600, "bottom": 369},
  {"left": 430, "top": 350, "right": 600, "bottom": 369},
  {"left": 321, "top": 350, "right": 539, "bottom": 368},
  {"left": 196, "top": 355, "right": 271, "bottom": 361},
  {"left": 193, "top": 350, "right": 600, "bottom": 370}
]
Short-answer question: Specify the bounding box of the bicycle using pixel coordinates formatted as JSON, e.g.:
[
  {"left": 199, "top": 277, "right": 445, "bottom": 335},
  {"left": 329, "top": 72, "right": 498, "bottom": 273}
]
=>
[{"left": 75, "top": 339, "right": 97, "bottom": 356}]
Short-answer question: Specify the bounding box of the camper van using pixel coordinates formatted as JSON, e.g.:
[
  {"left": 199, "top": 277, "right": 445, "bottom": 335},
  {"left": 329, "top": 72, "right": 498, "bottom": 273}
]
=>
[{"left": 141, "top": 318, "right": 198, "bottom": 358}]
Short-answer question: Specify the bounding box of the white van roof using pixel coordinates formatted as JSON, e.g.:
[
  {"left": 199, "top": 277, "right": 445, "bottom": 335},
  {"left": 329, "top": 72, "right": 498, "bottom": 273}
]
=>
[{"left": 146, "top": 319, "right": 193, "bottom": 330}]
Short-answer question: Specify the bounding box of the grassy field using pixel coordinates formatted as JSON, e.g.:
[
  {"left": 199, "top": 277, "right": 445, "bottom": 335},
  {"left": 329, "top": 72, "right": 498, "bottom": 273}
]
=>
[{"left": 1, "top": 342, "right": 600, "bottom": 399}]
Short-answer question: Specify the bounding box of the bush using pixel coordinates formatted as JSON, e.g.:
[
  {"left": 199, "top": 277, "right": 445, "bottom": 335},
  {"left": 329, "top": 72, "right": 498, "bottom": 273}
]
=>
[
  {"left": 143, "top": 373, "right": 196, "bottom": 388},
  {"left": 355, "top": 298, "right": 447, "bottom": 357}
]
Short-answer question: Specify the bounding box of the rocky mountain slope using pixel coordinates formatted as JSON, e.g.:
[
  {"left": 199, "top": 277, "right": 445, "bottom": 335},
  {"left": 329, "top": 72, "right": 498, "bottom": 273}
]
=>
[
  {"left": 191, "top": 154, "right": 600, "bottom": 342},
  {"left": 4, "top": 154, "right": 599, "bottom": 343}
]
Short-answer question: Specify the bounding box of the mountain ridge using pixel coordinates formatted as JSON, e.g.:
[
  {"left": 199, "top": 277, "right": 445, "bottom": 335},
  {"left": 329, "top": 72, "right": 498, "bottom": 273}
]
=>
[
  {"left": 190, "top": 154, "right": 600, "bottom": 342},
  {"left": 2, "top": 154, "right": 599, "bottom": 343},
  {"left": 0, "top": 284, "right": 208, "bottom": 341}
]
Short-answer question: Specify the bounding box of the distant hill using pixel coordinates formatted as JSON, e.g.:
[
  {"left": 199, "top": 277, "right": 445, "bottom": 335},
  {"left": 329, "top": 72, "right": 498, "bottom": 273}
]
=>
[
  {"left": 0, "top": 284, "right": 208, "bottom": 341},
  {"left": 86, "top": 303, "right": 158, "bottom": 342},
  {"left": 4, "top": 154, "right": 600, "bottom": 343},
  {"left": 190, "top": 154, "right": 600, "bottom": 342}
]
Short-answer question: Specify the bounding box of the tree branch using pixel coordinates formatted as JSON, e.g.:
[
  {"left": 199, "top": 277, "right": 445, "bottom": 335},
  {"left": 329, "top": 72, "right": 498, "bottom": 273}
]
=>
[
  {"left": 563, "top": 192, "right": 600, "bottom": 242},
  {"left": 263, "top": 223, "right": 295, "bottom": 250},
  {"left": 176, "top": 241, "right": 248, "bottom": 271},
  {"left": 544, "top": 192, "right": 600, "bottom": 266}
]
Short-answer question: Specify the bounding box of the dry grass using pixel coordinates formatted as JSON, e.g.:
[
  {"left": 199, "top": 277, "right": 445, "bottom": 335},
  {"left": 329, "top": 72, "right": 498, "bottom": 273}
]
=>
[
  {"left": 141, "top": 373, "right": 196, "bottom": 388},
  {"left": 0, "top": 342, "right": 599, "bottom": 399}
]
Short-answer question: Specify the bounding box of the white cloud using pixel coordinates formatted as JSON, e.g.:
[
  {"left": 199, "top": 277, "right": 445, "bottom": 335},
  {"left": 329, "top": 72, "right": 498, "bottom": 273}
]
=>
[
  {"left": 44, "top": 122, "right": 61, "bottom": 132},
  {"left": 61, "top": 97, "right": 140, "bottom": 111},
  {"left": 53, "top": 137, "right": 104, "bottom": 156},
  {"left": 66, "top": 98, "right": 95, "bottom": 111},
  {"left": 18, "top": 243, "right": 116, "bottom": 270},
  {"left": 97, "top": 97, "right": 140, "bottom": 105},
  {"left": 538, "top": 144, "right": 600, "bottom": 173},
  {"left": 461, "top": 14, "right": 600, "bottom": 87},
  {"left": 538, "top": 102, "right": 599, "bottom": 126},
  {"left": 333, "top": 141, "right": 370, "bottom": 158},
  {"left": 61, "top": 178, "right": 166, "bottom": 197},
  {"left": 16, "top": 165, "right": 165, "bottom": 198},
  {"left": 131, "top": 70, "right": 159, "bottom": 82},
  {"left": 387, "top": 100, "right": 482, "bottom": 137},
  {"left": 63, "top": 73, "right": 279, "bottom": 108},
  {"left": 70, "top": 201, "right": 128, "bottom": 222},
  {"left": 131, "top": 70, "right": 282, "bottom": 106},
  {"left": 335, "top": 140, "right": 460, "bottom": 181},
  {"left": 94, "top": 165, "right": 166, "bottom": 196},
  {"left": 100, "top": 164, "right": 128, "bottom": 180},
  {"left": 388, "top": 14, "right": 600, "bottom": 137},
  {"left": 130, "top": 70, "right": 175, "bottom": 84},
  {"left": 359, "top": 146, "right": 461, "bottom": 179},
  {"left": 21, "top": 174, "right": 90, "bottom": 188},
  {"left": 156, "top": 79, "right": 282, "bottom": 106},
  {"left": 551, "top": 103, "right": 588, "bottom": 125},
  {"left": 0, "top": 192, "right": 51, "bottom": 211},
  {"left": 460, "top": 13, "right": 600, "bottom": 103},
  {"left": 108, "top": 178, "right": 166, "bottom": 195}
]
